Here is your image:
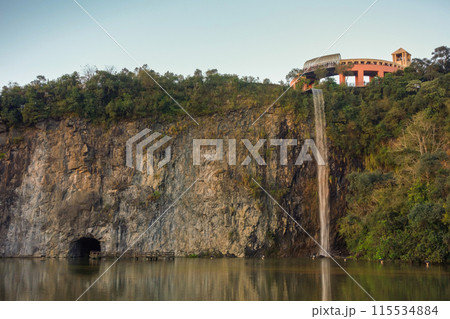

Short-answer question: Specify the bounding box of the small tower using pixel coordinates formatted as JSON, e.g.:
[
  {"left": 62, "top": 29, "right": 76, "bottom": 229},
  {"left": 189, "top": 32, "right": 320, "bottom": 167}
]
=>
[{"left": 392, "top": 48, "right": 411, "bottom": 67}]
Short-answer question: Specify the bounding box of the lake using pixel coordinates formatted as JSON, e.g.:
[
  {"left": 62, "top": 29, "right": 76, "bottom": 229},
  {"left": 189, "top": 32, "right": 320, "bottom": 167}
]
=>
[{"left": 0, "top": 257, "right": 448, "bottom": 301}]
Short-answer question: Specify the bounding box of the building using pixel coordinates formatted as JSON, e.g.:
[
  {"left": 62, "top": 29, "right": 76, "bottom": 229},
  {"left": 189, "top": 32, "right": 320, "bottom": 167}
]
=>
[{"left": 291, "top": 48, "right": 411, "bottom": 90}]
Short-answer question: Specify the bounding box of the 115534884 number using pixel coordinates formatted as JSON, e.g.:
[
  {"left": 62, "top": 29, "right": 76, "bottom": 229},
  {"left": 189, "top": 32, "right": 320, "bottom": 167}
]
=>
[{"left": 372, "top": 306, "right": 438, "bottom": 316}]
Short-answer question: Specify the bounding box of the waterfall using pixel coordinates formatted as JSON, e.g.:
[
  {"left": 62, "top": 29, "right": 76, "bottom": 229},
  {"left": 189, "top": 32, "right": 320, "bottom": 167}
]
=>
[{"left": 312, "top": 88, "right": 330, "bottom": 256}]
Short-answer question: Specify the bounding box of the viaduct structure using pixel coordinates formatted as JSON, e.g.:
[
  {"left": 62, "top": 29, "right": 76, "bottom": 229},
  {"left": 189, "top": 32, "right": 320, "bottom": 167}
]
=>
[{"left": 291, "top": 48, "right": 411, "bottom": 90}]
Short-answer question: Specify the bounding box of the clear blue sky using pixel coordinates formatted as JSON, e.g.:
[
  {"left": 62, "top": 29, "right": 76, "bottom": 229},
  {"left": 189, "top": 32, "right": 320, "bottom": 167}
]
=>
[{"left": 0, "top": 0, "right": 448, "bottom": 87}]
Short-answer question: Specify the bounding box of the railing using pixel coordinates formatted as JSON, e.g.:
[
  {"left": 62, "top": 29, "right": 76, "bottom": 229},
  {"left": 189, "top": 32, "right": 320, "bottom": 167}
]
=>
[{"left": 89, "top": 251, "right": 101, "bottom": 259}]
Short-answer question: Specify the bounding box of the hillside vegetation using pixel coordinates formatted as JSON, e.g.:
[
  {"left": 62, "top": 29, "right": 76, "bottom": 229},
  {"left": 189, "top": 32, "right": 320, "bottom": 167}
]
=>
[{"left": 322, "top": 46, "right": 449, "bottom": 262}]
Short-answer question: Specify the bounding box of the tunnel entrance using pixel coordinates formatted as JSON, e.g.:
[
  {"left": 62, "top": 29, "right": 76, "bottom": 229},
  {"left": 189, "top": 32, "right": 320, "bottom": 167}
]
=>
[{"left": 68, "top": 237, "right": 101, "bottom": 258}]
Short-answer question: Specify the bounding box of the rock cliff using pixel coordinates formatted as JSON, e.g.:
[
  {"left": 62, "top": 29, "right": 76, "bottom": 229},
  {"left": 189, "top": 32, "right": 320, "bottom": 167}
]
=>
[{"left": 0, "top": 107, "right": 349, "bottom": 257}]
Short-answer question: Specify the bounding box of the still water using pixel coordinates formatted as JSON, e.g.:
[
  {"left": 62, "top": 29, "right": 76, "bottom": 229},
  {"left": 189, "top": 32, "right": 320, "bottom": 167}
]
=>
[{"left": 0, "top": 258, "right": 448, "bottom": 301}]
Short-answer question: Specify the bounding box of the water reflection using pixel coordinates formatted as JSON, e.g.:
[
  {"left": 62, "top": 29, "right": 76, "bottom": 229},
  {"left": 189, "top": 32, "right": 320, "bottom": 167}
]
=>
[
  {"left": 0, "top": 258, "right": 447, "bottom": 301},
  {"left": 321, "top": 258, "right": 331, "bottom": 301},
  {"left": 67, "top": 258, "right": 101, "bottom": 276}
]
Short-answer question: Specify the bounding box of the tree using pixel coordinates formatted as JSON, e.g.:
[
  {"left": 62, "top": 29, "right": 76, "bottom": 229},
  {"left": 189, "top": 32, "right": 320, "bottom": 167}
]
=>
[
  {"left": 193, "top": 69, "right": 203, "bottom": 78},
  {"left": 205, "top": 69, "right": 218, "bottom": 77},
  {"left": 393, "top": 111, "right": 446, "bottom": 156},
  {"left": 409, "top": 58, "right": 431, "bottom": 75},
  {"left": 285, "top": 68, "right": 302, "bottom": 83},
  {"left": 406, "top": 80, "right": 421, "bottom": 93},
  {"left": 431, "top": 46, "right": 450, "bottom": 73},
  {"left": 0, "top": 84, "right": 24, "bottom": 125},
  {"left": 314, "top": 67, "right": 328, "bottom": 82},
  {"left": 81, "top": 64, "right": 97, "bottom": 82},
  {"left": 335, "top": 63, "right": 354, "bottom": 77}
]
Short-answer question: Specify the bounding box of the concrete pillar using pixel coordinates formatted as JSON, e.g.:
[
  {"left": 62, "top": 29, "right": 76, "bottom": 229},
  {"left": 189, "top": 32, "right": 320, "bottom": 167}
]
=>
[
  {"left": 339, "top": 73, "right": 345, "bottom": 85},
  {"left": 377, "top": 70, "right": 384, "bottom": 78}
]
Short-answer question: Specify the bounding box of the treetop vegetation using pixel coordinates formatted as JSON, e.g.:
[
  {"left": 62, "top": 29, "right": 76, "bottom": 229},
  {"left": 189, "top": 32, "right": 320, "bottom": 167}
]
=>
[{"left": 0, "top": 66, "right": 287, "bottom": 126}]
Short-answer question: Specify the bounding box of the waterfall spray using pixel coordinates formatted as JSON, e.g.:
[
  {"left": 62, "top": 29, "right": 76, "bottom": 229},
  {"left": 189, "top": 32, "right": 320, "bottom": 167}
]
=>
[{"left": 312, "top": 88, "right": 330, "bottom": 256}]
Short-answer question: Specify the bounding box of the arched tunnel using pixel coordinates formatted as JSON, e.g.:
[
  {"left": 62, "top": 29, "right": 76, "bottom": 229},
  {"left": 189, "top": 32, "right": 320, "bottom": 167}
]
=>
[{"left": 68, "top": 237, "right": 101, "bottom": 258}]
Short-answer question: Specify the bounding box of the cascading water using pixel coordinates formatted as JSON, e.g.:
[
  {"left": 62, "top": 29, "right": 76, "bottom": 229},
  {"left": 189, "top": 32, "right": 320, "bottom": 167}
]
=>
[{"left": 312, "top": 88, "right": 330, "bottom": 256}]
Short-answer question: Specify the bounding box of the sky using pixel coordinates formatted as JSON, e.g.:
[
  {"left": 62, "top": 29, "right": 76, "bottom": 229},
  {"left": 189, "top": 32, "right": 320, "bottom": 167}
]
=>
[{"left": 0, "top": 0, "right": 449, "bottom": 87}]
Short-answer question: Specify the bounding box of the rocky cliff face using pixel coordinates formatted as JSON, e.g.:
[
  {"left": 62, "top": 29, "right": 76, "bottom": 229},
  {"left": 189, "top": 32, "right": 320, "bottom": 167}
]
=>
[{"left": 0, "top": 107, "right": 349, "bottom": 257}]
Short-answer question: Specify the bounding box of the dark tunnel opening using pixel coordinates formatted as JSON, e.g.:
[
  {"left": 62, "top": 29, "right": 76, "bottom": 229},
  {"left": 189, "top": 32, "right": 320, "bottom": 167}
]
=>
[{"left": 68, "top": 237, "right": 101, "bottom": 258}]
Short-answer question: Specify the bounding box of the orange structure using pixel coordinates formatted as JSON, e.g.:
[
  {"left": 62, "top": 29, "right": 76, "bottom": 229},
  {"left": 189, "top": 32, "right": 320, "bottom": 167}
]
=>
[{"left": 291, "top": 48, "right": 411, "bottom": 90}]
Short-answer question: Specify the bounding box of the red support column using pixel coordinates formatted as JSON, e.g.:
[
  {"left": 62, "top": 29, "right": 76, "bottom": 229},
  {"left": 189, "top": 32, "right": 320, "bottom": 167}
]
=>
[
  {"left": 377, "top": 70, "right": 384, "bottom": 78},
  {"left": 339, "top": 73, "right": 345, "bottom": 85},
  {"left": 356, "top": 70, "right": 364, "bottom": 87}
]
